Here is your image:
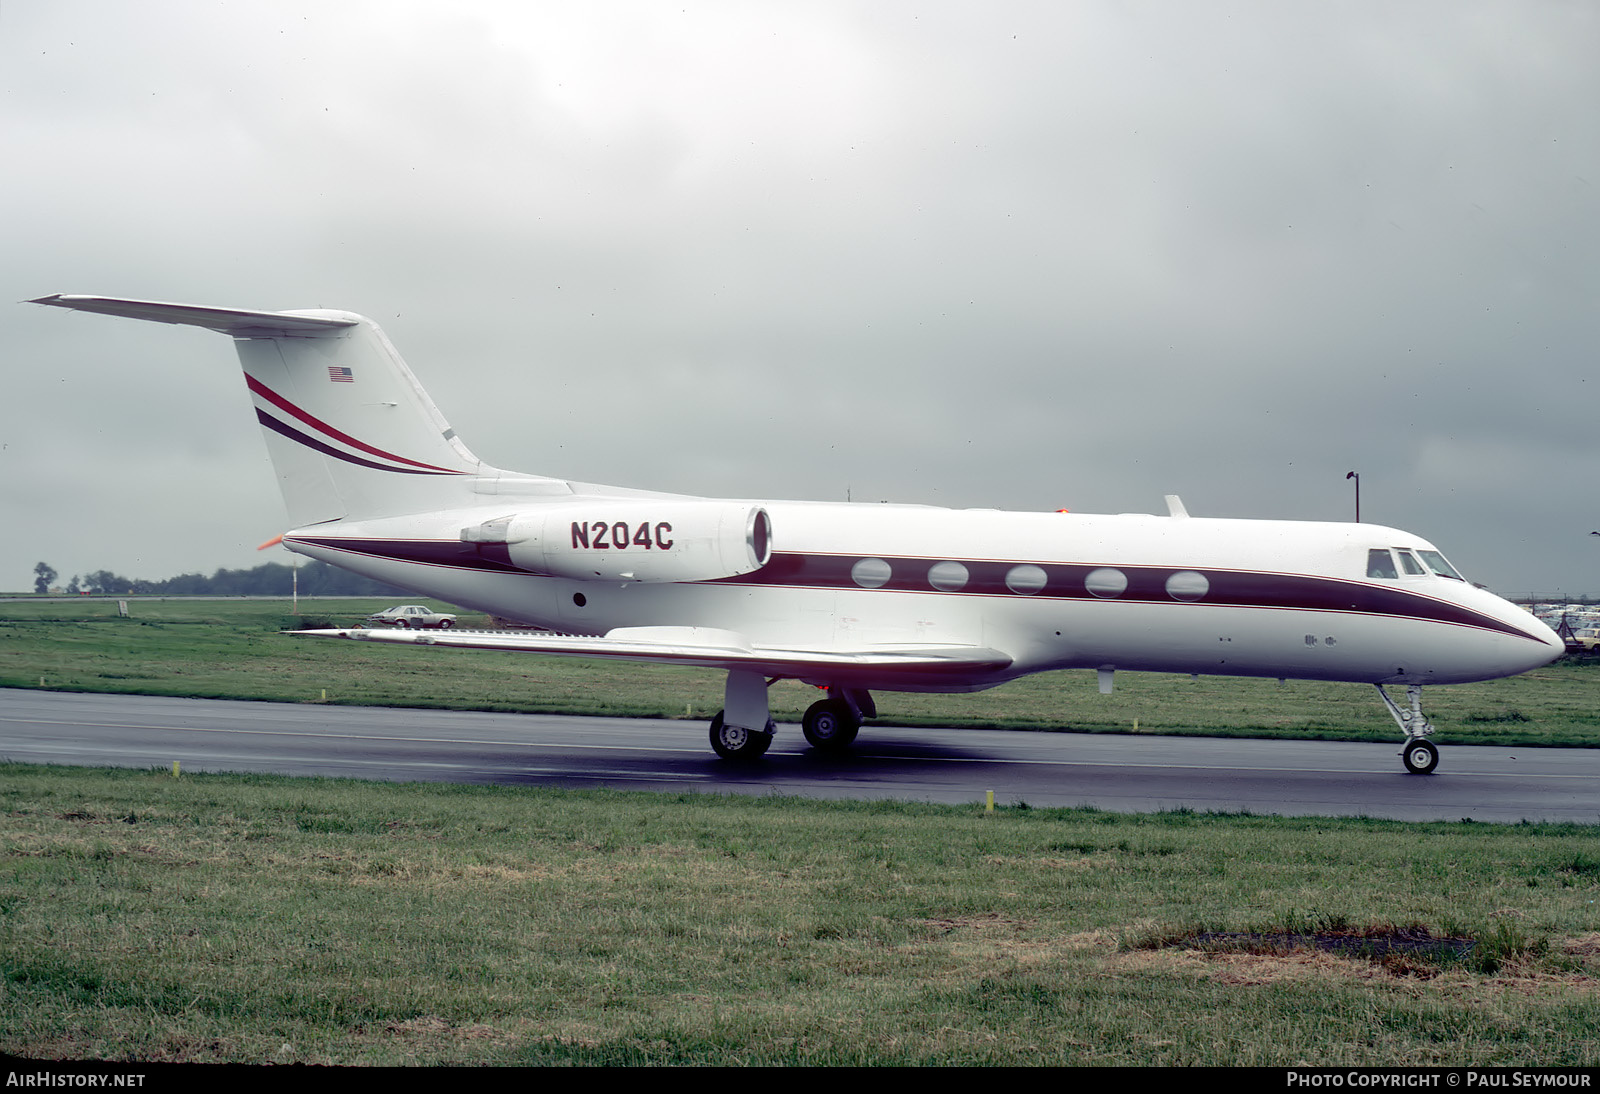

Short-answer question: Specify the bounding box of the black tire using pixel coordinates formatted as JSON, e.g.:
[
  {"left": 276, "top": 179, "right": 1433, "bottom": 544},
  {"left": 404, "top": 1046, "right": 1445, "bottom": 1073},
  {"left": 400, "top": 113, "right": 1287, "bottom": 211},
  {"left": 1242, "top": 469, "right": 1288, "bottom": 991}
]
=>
[
  {"left": 1402, "top": 739, "right": 1439, "bottom": 775},
  {"left": 439, "top": 619, "right": 455, "bottom": 629},
  {"left": 802, "top": 698, "right": 860, "bottom": 751},
  {"left": 400, "top": 619, "right": 412, "bottom": 629},
  {"left": 709, "top": 711, "right": 773, "bottom": 761}
]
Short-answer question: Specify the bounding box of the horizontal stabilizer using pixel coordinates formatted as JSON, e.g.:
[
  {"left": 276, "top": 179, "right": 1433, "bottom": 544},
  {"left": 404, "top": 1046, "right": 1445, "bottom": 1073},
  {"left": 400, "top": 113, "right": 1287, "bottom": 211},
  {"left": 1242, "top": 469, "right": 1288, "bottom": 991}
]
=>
[
  {"left": 293, "top": 626, "right": 1013, "bottom": 681},
  {"left": 30, "top": 295, "right": 357, "bottom": 335}
]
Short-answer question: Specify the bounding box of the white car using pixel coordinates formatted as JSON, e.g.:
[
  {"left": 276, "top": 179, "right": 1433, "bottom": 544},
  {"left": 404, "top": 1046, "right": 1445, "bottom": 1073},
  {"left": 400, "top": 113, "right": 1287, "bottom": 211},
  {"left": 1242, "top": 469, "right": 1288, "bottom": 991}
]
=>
[{"left": 365, "top": 604, "right": 457, "bottom": 629}]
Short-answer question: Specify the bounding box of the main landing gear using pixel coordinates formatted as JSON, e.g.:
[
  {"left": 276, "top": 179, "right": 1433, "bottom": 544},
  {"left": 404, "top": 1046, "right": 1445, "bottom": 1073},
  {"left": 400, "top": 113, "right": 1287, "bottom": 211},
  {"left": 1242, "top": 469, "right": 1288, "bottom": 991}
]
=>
[
  {"left": 707, "top": 670, "right": 777, "bottom": 761},
  {"left": 709, "top": 711, "right": 775, "bottom": 760},
  {"left": 1375, "top": 684, "right": 1440, "bottom": 775},
  {"left": 801, "top": 698, "right": 860, "bottom": 751},
  {"left": 801, "top": 688, "right": 874, "bottom": 753},
  {"left": 706, "top": 671, "right": 875, "bottom": 760}
]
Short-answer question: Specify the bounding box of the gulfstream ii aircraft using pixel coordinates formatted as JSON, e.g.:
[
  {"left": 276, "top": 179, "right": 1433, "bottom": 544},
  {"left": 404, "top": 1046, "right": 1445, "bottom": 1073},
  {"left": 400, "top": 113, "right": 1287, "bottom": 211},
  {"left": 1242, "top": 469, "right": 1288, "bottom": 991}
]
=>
[{"left": 33, "top": 294, "right": 1563, "bottom": 774}]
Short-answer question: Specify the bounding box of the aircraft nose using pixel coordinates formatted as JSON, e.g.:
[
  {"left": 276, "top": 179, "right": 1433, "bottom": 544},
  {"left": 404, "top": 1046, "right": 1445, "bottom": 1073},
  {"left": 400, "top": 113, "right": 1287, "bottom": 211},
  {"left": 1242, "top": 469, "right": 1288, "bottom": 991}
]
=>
[{"left": 1506, "top": 609, "right": 1564, "bottom": 672}]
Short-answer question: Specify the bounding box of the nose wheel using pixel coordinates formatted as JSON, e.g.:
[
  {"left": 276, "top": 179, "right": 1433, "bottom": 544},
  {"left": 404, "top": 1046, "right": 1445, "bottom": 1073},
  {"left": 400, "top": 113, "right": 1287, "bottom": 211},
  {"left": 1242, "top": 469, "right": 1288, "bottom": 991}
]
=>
[
  {"left": 1376, "top": 684, "right": 1440, "bottom": 775},
  {"left": 1402, "top": 738, "right": 1439, "bottom": 775}
]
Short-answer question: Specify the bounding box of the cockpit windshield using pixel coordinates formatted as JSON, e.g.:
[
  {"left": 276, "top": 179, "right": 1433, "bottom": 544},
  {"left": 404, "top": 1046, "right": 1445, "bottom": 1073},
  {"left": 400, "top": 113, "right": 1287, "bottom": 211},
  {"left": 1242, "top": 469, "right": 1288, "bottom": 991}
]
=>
[
  {"left": 1366, "top": 549, "right": 1398, "bottom": 579},
  {"left": 1365, "top": 546, "right": 1466, "bottom": 582},
  {"left": 1416, "top": 550, "right": 1464, "bottom": 580}
]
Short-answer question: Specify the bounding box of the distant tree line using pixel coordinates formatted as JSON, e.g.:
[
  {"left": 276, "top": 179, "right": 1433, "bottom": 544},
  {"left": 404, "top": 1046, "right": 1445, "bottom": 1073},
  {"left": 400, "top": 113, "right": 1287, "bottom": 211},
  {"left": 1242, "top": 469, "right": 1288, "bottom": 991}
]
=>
[{"left": 31, "top": 560, "right": 410, "bottom": 598}]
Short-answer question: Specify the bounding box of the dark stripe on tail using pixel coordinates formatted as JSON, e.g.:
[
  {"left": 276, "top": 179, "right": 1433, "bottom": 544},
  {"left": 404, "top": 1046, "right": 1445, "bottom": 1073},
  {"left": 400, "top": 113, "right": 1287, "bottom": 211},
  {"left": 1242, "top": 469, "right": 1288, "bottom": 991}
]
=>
[
  {"left": 246, "top": 375, "right": 464, "bottom": 474},
  {"left": 255, "top": 410, "right": 463, "bottom": 476}
]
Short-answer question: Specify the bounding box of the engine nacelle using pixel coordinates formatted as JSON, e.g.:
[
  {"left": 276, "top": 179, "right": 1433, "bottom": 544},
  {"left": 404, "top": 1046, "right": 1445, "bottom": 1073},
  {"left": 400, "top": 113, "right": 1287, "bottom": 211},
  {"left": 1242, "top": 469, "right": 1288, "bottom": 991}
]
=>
[{"left": 465, "top": 501, "right": 772, "bottom": 583}]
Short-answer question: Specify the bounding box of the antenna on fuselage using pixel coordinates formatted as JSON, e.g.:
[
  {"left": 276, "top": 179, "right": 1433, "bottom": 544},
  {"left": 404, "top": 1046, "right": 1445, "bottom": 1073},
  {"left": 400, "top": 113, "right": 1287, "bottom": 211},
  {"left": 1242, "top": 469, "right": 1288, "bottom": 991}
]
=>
[{"left": 1165, "top": 495, "right": 1189, "bottom": 518}]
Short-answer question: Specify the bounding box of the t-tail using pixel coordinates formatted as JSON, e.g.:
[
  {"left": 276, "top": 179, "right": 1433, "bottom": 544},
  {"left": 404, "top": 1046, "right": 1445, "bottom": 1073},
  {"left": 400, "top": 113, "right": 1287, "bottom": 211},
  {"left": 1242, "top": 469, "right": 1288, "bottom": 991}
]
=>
[{"left": 30, "top": 295, "right": 562, "bottom": 525}]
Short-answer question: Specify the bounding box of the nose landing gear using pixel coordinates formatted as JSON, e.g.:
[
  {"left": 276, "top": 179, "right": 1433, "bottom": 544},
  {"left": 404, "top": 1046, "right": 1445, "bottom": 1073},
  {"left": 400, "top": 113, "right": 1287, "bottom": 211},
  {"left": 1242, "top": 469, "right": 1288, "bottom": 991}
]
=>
[
  {"left": 1402, "top": 738, "right": 1440, "bottom": 775},
  {"left": 1376, "top": 684, "right": 1439, "bottom": 775}
]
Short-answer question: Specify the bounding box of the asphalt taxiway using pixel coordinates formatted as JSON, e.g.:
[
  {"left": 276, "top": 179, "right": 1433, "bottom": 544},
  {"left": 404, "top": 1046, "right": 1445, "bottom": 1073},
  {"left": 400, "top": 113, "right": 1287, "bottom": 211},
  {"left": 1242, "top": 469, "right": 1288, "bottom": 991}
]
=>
[{"left": 2, "top": 688, "right": 1597, "bottom": 822}]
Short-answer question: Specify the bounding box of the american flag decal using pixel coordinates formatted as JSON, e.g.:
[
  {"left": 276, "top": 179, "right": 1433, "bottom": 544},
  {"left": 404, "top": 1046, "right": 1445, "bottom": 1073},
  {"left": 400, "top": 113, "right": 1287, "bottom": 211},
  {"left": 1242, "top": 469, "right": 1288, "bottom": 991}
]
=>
[{"left": 328, "top": 366, "right": 354, "bottom": 383}]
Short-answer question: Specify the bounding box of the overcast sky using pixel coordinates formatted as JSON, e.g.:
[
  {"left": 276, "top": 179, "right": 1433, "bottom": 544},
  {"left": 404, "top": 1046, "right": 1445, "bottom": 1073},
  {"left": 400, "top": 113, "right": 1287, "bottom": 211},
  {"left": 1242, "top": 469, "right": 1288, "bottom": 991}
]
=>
[{"left": 4, "top": 1, "right": 1597, "bottom": 595}]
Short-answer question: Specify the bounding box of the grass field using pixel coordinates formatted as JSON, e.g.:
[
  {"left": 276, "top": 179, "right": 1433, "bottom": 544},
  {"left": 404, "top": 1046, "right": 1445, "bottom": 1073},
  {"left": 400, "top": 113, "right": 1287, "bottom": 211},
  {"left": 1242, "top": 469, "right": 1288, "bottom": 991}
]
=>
[
  {"left": 3, "top": 764, "right": 1598, "bottom": 1066},
  {"left": 1, "top": 596, "right": 1596, "bottom": 747},
  {"left": 4, "top": 597, "right": 1597, "bottom": 1065}
]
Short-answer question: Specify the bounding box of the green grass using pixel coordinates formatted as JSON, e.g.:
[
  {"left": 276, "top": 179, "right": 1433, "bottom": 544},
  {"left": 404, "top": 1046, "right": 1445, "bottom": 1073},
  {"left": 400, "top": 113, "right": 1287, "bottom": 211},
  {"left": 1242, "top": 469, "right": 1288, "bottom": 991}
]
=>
[
  {"left": 5, "top": 600, "right": 1597, "bottom": 1065},
  {"left": 2, "top": 597, "right": 1597, "bottom": 747},
  {"left": 2, "top": 764, "right": 1597, "bottom": 1065}
]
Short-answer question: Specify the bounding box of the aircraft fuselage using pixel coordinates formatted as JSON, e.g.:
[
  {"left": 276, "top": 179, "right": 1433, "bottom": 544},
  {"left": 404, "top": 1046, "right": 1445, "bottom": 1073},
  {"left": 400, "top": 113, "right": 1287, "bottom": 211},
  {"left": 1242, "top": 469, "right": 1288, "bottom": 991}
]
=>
[{"left": 284, "top": 500, "right": 1558, "bottom": 692}]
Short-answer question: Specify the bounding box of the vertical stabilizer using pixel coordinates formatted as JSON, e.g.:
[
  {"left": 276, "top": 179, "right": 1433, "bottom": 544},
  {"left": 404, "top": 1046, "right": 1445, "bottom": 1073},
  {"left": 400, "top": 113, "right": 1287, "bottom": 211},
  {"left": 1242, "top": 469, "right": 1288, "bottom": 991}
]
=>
[
  {"left": 233, "top": 313, "right": 483, "bottom": 523},
  {"left": 32, "top": 296, "right": 488, "bottom": 524}
]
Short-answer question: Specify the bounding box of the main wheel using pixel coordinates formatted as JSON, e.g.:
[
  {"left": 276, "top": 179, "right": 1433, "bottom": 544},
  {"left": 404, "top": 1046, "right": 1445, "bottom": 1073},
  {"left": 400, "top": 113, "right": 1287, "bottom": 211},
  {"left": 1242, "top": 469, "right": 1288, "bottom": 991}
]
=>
[
  {"left": 802, "top": 698, "right": 860, "bottom": 751},
  {"left": 1402, "top": 738, "right": 1439, "bottom": 775},
  {"left": 709, "top": 711, "right": 773, "bottom": 761}
]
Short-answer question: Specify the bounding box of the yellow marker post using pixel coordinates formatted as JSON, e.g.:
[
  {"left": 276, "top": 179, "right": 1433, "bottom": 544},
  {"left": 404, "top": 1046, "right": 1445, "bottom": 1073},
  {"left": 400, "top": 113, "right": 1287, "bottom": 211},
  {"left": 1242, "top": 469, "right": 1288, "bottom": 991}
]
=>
[
  {"left": 321, "top": 689, "right": 328, "bottom": 703},
  {"left": 986, "top": 790, "right": 994, "bottom": 812},
  {"left": 172, "top": 761, "right": 180, "bottom": 779}
]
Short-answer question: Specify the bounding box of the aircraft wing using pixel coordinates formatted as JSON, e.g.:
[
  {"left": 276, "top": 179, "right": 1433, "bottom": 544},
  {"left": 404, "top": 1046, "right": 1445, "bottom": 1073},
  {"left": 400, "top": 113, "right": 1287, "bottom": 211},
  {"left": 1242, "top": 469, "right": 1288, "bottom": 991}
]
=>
[{"left": 293, "top": 625, "right": 1013, "bottom": 684}]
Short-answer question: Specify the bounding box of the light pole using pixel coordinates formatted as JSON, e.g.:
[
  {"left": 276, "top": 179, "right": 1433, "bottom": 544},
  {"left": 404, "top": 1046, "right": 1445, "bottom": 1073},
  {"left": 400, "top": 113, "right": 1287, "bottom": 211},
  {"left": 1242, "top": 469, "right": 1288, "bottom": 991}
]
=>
[{"left": 1346, "top": 471, "right": 1360, "bottom": 523}]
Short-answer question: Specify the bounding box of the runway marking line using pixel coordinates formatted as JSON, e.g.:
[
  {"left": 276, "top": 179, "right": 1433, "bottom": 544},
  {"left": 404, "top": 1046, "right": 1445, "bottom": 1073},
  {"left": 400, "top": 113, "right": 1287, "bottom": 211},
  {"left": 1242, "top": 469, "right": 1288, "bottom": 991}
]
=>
[{"left": 4, "top": 716, "right": 1598, "bottom": 780}]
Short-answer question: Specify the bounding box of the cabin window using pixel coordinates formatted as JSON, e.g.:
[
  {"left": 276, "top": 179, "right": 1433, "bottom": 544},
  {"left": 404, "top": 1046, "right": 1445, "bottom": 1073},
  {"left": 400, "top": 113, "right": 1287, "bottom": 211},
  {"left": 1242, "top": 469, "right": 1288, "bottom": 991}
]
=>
[
  {"left": 928, "top": 561, "right": 969, "bottom": 592},
  {"left": 1084, "top": 567, "right": 1128, "bottom": 598},
  {"left": 1396, "top": 549, "right": 1426, "bottom": 576},
  {"left": 1166, "top": 570, "right": 1209, "bottom": 602},
  {"left": 851, "top": 558, "right": 892, "bottom": 589},
  {"left": 1005, "top": 564, "right": 1047, "bottom": 595},
  {"left": 1417, "top": 550, "right": 1464, "bottom": 580},
  {"left": 1366, "top": 549, "right": 1398, "bottom": 579}
]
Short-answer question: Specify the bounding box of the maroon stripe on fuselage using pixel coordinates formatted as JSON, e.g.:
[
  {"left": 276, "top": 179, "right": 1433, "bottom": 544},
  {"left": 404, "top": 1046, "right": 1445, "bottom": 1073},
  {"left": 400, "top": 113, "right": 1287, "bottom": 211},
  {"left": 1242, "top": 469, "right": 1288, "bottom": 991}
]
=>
[
  {"left": 712, "top": 553, "right": 1536, "bottom": 640},
  {"left": 289, "top": 540, "right": 1535, "bottom": 640},
  {"left": 292, "top": 536, "right": 525, "bottom": 573}
]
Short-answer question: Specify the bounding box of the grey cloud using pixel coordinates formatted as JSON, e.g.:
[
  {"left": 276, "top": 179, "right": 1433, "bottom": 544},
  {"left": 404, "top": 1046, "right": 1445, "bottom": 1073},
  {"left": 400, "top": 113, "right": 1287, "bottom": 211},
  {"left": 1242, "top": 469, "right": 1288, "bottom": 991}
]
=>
[{"left": 4, "top": 1, "right": 1597, "bottom": 593}]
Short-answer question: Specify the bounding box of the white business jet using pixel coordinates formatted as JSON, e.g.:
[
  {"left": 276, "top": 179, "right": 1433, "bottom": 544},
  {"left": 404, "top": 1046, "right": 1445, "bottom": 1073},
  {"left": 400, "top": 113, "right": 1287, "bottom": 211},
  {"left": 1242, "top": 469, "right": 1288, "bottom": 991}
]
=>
[{"left": 32, "top": 295, "right": 1563, "bottom": 774}]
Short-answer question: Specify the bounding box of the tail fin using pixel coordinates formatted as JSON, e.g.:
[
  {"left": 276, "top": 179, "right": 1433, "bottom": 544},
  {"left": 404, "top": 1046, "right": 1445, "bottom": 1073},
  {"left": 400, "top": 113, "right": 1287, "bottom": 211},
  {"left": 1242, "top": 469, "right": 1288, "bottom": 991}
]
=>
[{"left": 32, "top": 295, "right": 495, "bottom": 525}]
